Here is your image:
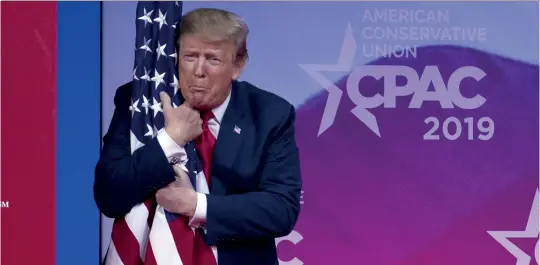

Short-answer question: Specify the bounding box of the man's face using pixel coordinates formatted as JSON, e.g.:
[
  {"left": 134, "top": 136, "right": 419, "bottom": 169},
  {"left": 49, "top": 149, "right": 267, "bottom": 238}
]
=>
[{"left": 177, "top": 34, "right": 244, "bottom": 111}]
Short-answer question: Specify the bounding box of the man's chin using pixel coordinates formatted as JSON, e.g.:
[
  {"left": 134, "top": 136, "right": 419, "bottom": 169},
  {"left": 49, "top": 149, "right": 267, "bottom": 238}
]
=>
[{"left": 185, "top": 97, "right": 209, "bottom": 111}]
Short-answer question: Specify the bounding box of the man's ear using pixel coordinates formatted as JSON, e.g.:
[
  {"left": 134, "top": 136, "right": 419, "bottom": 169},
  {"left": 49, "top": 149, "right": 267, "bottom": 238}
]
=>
[{"left": 232, "top": 58, "right": 246, "bottom": 81}]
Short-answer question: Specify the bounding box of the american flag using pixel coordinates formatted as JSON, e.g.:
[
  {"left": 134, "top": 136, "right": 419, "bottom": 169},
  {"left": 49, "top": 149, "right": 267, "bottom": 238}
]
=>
[{"left": 104, "top": 2, "right": 216, "bottom": 265}]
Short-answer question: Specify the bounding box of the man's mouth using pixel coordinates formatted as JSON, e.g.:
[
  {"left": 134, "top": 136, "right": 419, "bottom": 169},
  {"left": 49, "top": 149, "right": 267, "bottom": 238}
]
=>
[{"left": 190, "top": 86, "right": 207, "bottom": 91}]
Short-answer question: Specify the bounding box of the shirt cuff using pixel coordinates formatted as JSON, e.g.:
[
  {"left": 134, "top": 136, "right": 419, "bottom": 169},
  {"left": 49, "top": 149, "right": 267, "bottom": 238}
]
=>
[
  {"left": 189, "top": 192, "right": 207, "bottom": 228},
  {"left": 156, "top": 130, "right": 187, "bottom": 164}
]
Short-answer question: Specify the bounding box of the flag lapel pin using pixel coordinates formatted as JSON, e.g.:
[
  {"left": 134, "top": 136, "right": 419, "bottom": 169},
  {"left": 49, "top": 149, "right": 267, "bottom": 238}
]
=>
[{"left": 234, "top": 125, "right": 241, "bottom": 134}]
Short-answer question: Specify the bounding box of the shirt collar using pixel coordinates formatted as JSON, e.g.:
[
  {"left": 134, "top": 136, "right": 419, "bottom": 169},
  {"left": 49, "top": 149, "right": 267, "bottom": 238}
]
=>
[{"left": 210, "top": 89, "right": 231, "bottom": 124}]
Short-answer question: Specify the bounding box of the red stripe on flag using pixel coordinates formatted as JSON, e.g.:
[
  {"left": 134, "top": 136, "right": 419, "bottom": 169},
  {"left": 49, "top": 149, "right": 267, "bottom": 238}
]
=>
[
  {"left": 194, "top": 232, "right": 216, "bottom": 265},
  {"left": 111, "top": 218, "right": 144, "bottom": 265},
  {"left": 168, "top": 216, "right": 196, "bottom": 265},
  {"left": 145, "top": 198, "right": 156, "bottom": 228},
  {"left": 1, "top": 2, "right": 57, "bottom": 265},
  {"left": 143, "top": 241, "right": 158, "bottom": 265}
]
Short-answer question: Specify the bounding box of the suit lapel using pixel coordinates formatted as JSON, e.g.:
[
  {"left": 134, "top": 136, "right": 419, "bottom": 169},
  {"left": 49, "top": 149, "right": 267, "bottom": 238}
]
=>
[{"left": 212, "top": 82, "right": 249, "bottom": 177}]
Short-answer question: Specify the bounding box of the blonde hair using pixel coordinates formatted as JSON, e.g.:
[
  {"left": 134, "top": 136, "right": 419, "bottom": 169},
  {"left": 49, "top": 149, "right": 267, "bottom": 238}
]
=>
[{"left": 177, "top": 8, "right": 249, "bottom": 62}]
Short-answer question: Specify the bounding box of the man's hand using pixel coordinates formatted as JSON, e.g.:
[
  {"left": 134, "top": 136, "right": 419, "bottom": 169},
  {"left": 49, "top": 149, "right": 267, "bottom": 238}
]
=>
[
  {"left": 155, "top": 164, "right": 198, "bottom": 217},
  {"left": 160, "top": 91, "right": 202, "bottom": 146}
]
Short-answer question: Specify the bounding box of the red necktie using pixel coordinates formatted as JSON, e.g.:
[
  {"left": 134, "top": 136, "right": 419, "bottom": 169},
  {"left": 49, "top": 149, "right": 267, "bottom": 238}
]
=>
[
  {"left": 194, "top": 110, "right": 217, "bottom": 265},
  {"left": 196, "top": 111, "right": 216, "bottom": 184}
]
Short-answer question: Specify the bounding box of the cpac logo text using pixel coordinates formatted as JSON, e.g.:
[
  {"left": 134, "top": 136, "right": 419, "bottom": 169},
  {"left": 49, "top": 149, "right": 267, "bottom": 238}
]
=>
[
  {"left": 320, "top": 65, "right": 494, "bottom": 140},
  {"left": 276, "top": 230, "right": 304, "bottom": 265}
]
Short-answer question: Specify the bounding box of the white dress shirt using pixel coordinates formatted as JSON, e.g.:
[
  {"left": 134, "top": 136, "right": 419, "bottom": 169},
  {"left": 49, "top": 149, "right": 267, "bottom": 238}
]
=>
[{"left": 156, "top": 91, "right": 231, "bottom": 228}]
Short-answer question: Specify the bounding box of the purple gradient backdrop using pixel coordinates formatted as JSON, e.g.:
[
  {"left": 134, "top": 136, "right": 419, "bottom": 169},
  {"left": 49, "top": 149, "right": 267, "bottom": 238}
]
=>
[
  {"left": 101, "top": 2, "right": 540, "bottom": 264},
  {"left": 281, "top": 46, "right": 539, "bottom": 264}
]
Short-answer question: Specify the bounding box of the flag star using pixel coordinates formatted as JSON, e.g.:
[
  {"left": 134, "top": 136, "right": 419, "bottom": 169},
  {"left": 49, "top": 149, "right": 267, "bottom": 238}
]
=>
[
  {"left": 153, "top": 10, "right": 168, "bottom": 29},
  {"left": 153, "top": 125, "right": 163, "bottom": 138},
  {"left": 151, "top": 70, "right": 166, "bottom": 90},
  {"left": 144, "top": 124, "right": 154, "bottom": 137},
  {"left": 169, "top": 51, "right": 177, "bottom": 65},
  {"left": 137, "top": 8, "right": 154, "bottom": 27},
  {"left": 139, "top": 37, "right": 153, "bottom": 57},
  {"left": 175, "top": 1, "right": 180, "bottom": 6},
  {"left": 173, "top": 102, "right": 178, "bottom": 108},
  {"left": 130, "top": 130, "right": 145, "bottom": 153},
  {"left": 156, "top": 42, "right": 167, "bottom": 61},
  {"left": 170, "top": 75, "right": 179, "bottom": 95},
  {"left": 129, "top": 99, "right": 140, "bottom": 117},
  {"left": 141, "top": 95, "right": 150, "bottom": 114},
  {"left": 140, "top": 67, "right": 150, "bottom": 81},
  {"left": 150, "top": 97, "right": 163, "bottom": 118},
  {"left": 133, "top": 67, "right": 139, "bottom": 80}
]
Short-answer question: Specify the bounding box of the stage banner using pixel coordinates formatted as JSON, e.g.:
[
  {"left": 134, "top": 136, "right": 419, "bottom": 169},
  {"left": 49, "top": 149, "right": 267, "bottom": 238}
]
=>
[{"left": 101, "top": 2, "right": 539, "bottom": 264}]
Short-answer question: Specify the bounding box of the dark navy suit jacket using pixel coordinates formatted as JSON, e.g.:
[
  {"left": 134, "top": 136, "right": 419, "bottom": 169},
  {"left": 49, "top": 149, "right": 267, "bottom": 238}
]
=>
[{"left": 94, "top": 80, "right": 302, "bottom": 265}]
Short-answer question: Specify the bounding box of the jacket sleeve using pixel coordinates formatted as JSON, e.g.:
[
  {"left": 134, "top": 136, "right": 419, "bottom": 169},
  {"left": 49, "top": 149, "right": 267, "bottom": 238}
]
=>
[
  {"left": 94, "top": 83, "right": 176, "bottom": 218},
  {"left": 204, "top": 103, "right": 302, "bottom": 244}
]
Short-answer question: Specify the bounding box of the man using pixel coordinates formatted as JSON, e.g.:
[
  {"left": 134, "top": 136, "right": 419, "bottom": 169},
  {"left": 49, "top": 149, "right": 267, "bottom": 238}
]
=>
[{"left": 94, "top": 7, "right": 302, "bottom": 265}]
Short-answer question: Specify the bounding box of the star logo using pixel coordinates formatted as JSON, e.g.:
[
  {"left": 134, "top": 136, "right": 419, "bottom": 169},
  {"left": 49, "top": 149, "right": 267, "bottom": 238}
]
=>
[
  {"left": 488, "top": 188, "right": 539, "bottom": 265},
  {"left": 299, "top": 23, "right": 380, "bottom": 137}
]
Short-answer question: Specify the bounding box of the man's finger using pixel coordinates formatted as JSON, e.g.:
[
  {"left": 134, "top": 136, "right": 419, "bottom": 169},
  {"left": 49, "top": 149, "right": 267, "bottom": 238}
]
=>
[
  {"left": 160, "top": 92, "right": 173, "bottom": 111},
  {"left": 172, "top": 164, "right": 195, "bottom": 189},
  {"left": 173, "top": 164, "right": 188, "bottom": 179}
]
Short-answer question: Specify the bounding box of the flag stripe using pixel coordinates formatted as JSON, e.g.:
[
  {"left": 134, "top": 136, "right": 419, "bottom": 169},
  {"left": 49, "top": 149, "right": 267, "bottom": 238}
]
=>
[
  {"left": 124, "top": 204, "right": 151, "bottom": 258},
  {"left": 1, "top": 2, "right": 57, "bottom": 265},
  {"left": 56, "top": 2, "right": 101, "bottom": 264},
  {"left": 144, "top": 198, "right": 156, "bottom": 228},
  {"left": 105, "top": 241, "right": 126, "bottom": 265},
  {"left": 148, "top": 208, "right": 186, "bottom": 264},
  {"left": 143, "top": 242, "right": 158, "bottom": 265},
  {"left": 111, "top": 218, "right": 144, "bottom": 265},
  {"left": 168, "top": 216, "right": 196, "bottom": 264}
]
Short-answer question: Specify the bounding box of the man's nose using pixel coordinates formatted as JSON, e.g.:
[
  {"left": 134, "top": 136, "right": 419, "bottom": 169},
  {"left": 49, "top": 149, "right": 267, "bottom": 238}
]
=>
[{"left": 194, "top": 58, "right": 205, "bottom": 77}]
